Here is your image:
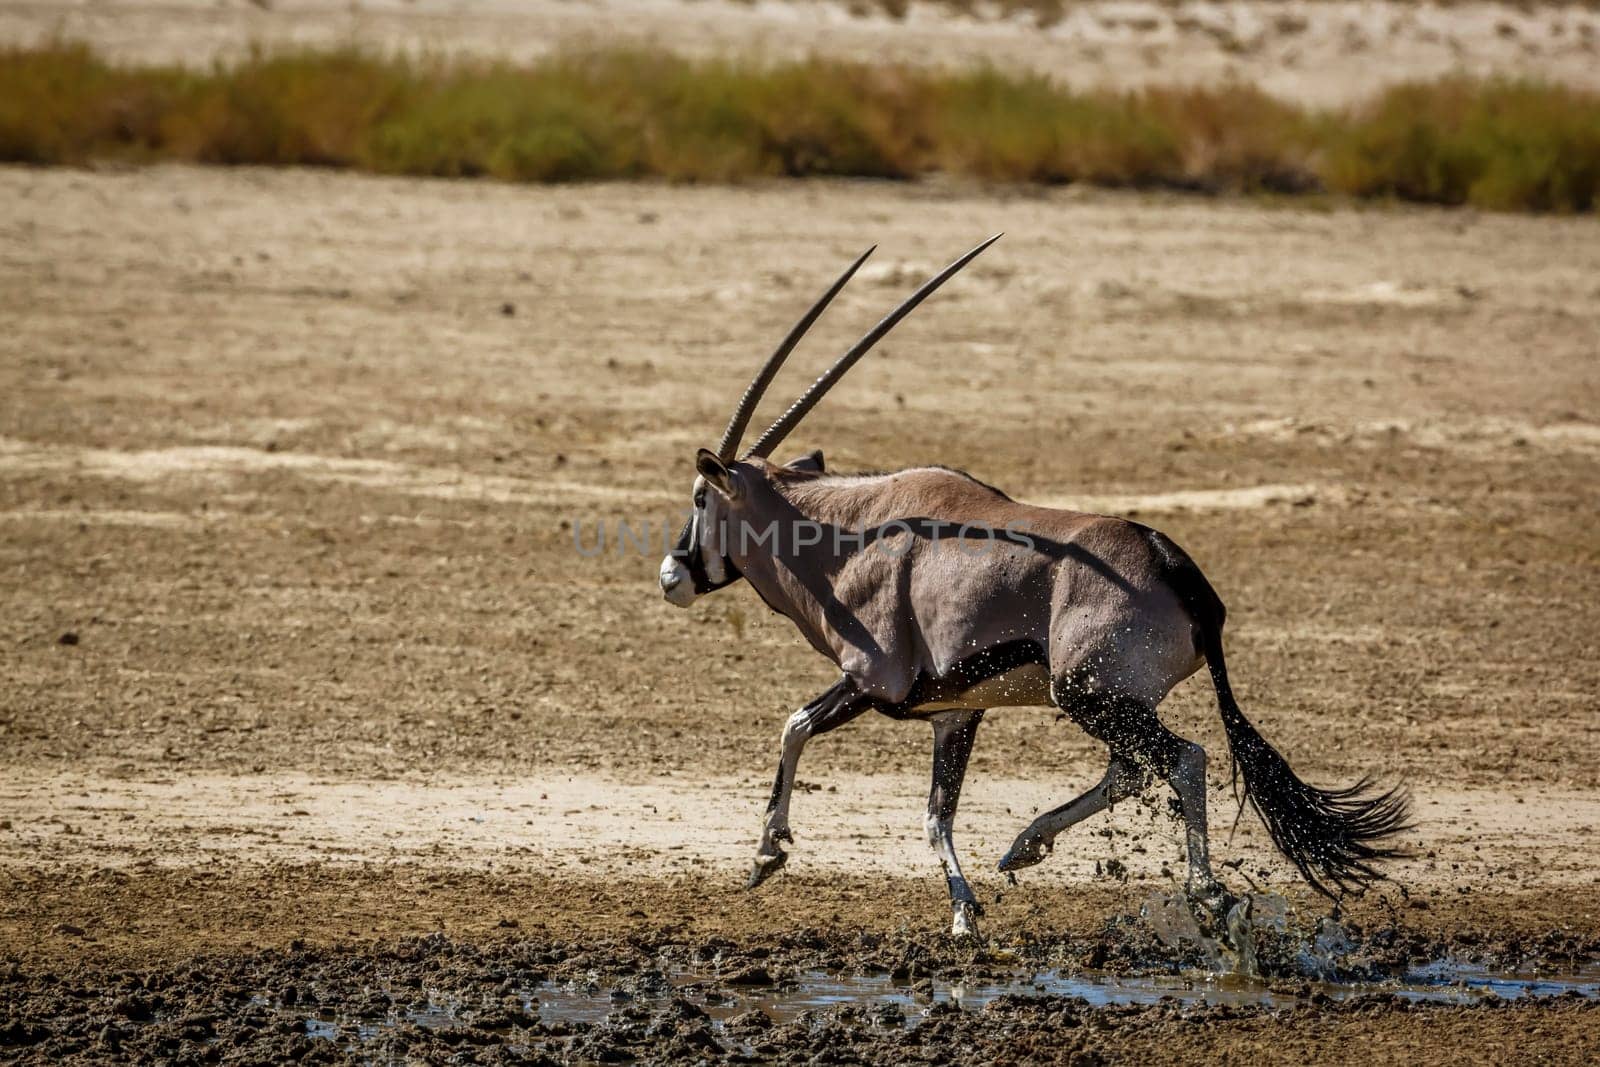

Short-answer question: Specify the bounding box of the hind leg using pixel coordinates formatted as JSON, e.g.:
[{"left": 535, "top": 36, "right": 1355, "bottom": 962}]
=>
[
  {"left": 1058, "top": 687, "right": 1223, "bottom": 900},
  {"left": 997, "top": 755, "right": 1148, "bottom": 873}
]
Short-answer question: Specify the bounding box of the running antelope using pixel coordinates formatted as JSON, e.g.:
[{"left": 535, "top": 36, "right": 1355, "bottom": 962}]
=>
[{"left": 658, "top": 238, "right": 1410, "bottom": 937}]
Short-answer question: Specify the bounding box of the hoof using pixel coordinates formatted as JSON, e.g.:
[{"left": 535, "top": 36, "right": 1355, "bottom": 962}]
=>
[
  {"left": 1186, "top": 878, "right": 1236, "bottom": 910},
  {"left": 1185, "top": 879, "right": 1240, "bottom": 933},
  {"left": 951, "top": 901, "right": 982, "bottom": 940},
  {"left": 746, "top": 848, "right": 787, "bottom": 890},
  {"left": 997, "top": 834, "right": 1049, "bottom": 874}
]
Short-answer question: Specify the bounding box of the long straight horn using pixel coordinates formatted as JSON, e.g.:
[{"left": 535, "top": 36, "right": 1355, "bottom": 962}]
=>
[
  {"left": 715, "top": 245, "right": 876, "bottom": 460},
  {"left": 745, "top": 234, "right": 1002, "bottom": 460}
]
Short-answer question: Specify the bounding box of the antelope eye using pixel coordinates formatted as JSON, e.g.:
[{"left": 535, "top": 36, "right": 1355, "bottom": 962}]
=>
[{"left": 693, "top": 489, "right": 706, "bottom": 509}]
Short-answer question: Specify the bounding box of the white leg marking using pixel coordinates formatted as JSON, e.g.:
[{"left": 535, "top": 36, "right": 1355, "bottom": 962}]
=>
[{"left": 927, "top": 711, "right": 983, "bottom": 938}]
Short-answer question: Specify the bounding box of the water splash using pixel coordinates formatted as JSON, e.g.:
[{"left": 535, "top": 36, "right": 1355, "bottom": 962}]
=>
[
  {"left": 1300, "top": 916, "right": 1359, "bottom": 980},
  {"left": 1141, "top": 891, "right": 1222, "bottom": 965},
  {"left": 1140, "top": 890, "right": 1355, "bottom": 980}
]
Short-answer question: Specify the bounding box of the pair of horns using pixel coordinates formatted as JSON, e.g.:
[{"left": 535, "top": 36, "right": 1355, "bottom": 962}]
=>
[{"left": 716, "top": 234, "right": 1003, "bottom": 462}]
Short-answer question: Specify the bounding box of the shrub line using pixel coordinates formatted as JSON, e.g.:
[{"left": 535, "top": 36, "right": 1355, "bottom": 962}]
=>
[{"left": 3, "top": 43, "right": 1598, "bottom": 212}]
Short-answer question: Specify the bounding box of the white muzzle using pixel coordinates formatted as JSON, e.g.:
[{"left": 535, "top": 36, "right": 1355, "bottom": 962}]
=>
[{"left": 659, "top": 555, "right": 696, "bottom": 607}]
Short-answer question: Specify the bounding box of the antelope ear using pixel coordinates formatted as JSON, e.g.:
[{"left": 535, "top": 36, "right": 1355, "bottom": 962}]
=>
[
  {"left": 786, "top": 449, "right": 825, "bottom": 473},
  {"left": 695, "top": 449, "right": 737, "bottom": 498}
]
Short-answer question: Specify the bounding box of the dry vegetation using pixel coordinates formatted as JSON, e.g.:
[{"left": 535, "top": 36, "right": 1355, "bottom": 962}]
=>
[
  {"left": 3, "top": 43, "right": 1600, "bottom": 210},
  {"left": 845, "top": 0, "right": 1600, "bottom": 29}
]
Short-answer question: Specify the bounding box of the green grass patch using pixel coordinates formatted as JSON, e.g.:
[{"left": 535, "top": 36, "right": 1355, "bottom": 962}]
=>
[
  {"left": 3, "top": 42, "right": 1598, "bottom": 212},
  {"left": 1323, "top": 78, "right": 1600, "bottom": 211}
]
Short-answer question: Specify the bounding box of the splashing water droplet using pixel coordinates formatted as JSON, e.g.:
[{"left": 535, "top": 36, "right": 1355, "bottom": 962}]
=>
[
  {"left": 1141, "top": 891, "right": 1333, "bottom": 979},
  {"left": 1298, "top": 916, "right": 1359, "bottom": 980}
]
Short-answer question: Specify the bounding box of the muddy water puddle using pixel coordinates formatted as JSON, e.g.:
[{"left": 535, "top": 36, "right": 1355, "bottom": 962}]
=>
[
  {"left": 294, "top": 958, "right": 1600, "bottom": 1045},
  {"left": 231, "top": 895, "right": 1600, "bottom": 1048},
  {"left": 537, "top": 961, "right": 1600, "bottom": 1021}
]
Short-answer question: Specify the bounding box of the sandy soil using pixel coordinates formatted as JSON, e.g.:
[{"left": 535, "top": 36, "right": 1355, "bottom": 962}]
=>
[
  {"left": 5, "top": 770, "right": 1597, "bottom": 886},
  {"left": 5, "top": 0, "right": 1600, "bottom": 105},
  {"left": 1, "top": 163, "right": 1598, "bottom": 1060}
]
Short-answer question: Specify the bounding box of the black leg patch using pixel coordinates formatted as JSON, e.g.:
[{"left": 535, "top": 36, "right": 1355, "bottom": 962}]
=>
[{"left": 878, "top": 639, "right": 1046, "bottom": 719}]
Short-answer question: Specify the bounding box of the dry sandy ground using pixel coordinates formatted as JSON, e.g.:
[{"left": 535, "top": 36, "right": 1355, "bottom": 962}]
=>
[
  {"left": 1, "top": 164, "right": 1598, "bottom": 1060},
  {"left": 2, "top": 770, "right": 1595, "bottom": 885},
  {"left": 5, "top": 0, "right": 1600, "bottom": 105}
]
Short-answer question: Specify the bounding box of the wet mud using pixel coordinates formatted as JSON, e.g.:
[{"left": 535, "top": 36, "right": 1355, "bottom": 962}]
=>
[{"left": 5, "top": 904, "right": 1598, "bottom": 1065}]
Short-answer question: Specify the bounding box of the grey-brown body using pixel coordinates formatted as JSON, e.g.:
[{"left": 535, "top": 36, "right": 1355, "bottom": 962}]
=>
[
  {"left": 680, "top": 456, "right": 1224, "bottom": 936},
  {"left": 722, "top": 464, "right": 1202, "bottom": 714},
  {"left": 657, "top": 237, "right": 1409, "bottom": 937}
]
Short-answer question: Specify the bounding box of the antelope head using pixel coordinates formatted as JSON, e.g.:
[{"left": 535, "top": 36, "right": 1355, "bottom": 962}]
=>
[{"left": 658, "top": 236, "right": 1001, "bottom": 607}]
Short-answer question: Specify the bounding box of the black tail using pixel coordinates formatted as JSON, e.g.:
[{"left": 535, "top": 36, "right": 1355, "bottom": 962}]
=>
[
  {"left": 1145, "top": 528, "right": 1413, "bottom": 899},
  {"left": 1203, "top": 627, "right": 1412, "bottom": 898}
]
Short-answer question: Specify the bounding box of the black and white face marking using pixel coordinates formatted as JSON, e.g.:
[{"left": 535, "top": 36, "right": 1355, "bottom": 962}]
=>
[
  {"left": 658, "top": 450, "right": 820, "bottom": 607},
  {"left": 658, "top": 475, "right": 739, "bottom": 608}
]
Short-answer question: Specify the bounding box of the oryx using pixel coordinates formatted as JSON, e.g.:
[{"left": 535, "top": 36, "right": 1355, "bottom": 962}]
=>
[{"left": 659, "top": 237, "right": 1410, "bottom": 937}]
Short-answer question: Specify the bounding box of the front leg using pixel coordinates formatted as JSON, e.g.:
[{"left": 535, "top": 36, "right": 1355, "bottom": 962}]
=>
[
  {"left": 927, "top": 709, "right": 984, "bottom": 937},
  {"left": 748, "top": 677, "right": 870, "bottom": 889}
]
